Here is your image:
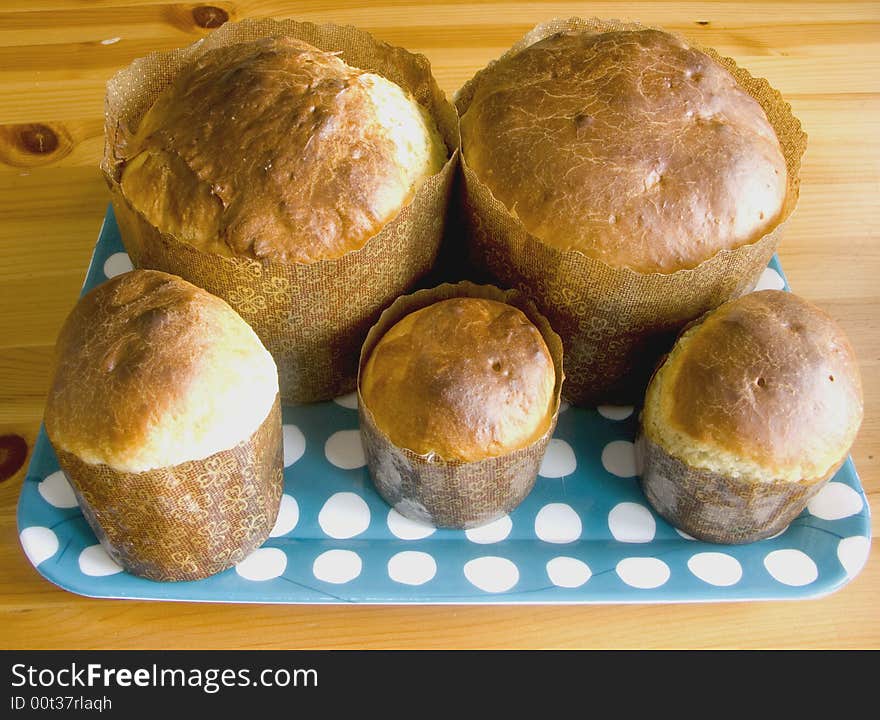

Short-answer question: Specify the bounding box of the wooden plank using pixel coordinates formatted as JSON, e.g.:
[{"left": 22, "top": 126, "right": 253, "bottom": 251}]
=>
[
  {"left": 0, "top": 273, "right": 84, "bottom": 349},
  {"left": 0, "top": 554, "right": 876, "bottom": 648},
  {"left": 0, "top": 347, "right": 53, "bottom": 426},
  {"left": 1, "top": 1, "right": 879, "bottom": 22}
]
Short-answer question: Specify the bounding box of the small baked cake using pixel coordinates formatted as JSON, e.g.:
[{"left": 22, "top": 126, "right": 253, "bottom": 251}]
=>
[
  {"left": 360, "top": 297, "right": 556, "bottom": 461},
  {"left": 119, "top": 36, "right": 447, "bottom": 263},
  {"left": 44, "top": 270, "right": 283, "bottom": 580},
  {"left": 638, "top": 290, "right": 863, "bottom": 543},
  {"left": 460, "top": 28, "right": 787, "bottom": 273},
  {"left": 358, "top": 288, "right": 562, "bottom": 529}
]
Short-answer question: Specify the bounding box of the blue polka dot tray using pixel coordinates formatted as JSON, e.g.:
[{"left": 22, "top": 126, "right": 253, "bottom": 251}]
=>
[{"left": 17, "top": 207, "right": 872, "bottom": 604}]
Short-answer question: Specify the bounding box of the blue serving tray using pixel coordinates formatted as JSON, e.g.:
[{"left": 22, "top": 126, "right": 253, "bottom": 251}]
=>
[{"left": 16, "top": 207, "right": 872, "bottom": 603}]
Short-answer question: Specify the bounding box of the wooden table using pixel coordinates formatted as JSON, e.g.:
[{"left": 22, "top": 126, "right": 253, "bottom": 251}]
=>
[{"left": 1, "top": 1, "right": 877, "bottom": 649}]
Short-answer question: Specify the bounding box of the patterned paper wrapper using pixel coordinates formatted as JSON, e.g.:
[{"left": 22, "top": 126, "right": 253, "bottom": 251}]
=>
[
  {"left": 635, "top": 432, "right": 835, "bottom": 544},
  {"left": 455, "top": 17, "right": 807, "bottom": 406},
  {"left": 102, "top": 18, "right": 459, "bottom": 403},
  {"left": 53, "top": 398, "right": 284, "bottom": 582},
  {"left": 357, "top": 281, "right": 564, "bottom": 529}
]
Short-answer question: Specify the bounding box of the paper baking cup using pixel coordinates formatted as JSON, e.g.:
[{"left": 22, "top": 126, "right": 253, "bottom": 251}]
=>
[
  {"left": 636, "top": 432, "right": 835, "bottom": 544},
  {"left": 357, "top": 282, "right": 565, "bottom": 529},
  {"left": 53, "top": 398, "right": 284, "bottom": 581},
  {"left": 455, "top": 17, "right": 807, "bottom": 406},
  {"left": 103, "top": 18, "right": 459, "bottom": 403}
]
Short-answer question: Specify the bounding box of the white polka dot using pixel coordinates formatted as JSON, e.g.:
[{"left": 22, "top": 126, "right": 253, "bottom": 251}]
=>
[
  {"left": 235, "top": 547, "right": 287, "bottom": 581},
  {"left": 538, "top": 438, "right": 577, "bottom": 478},
  {"left": 387, "top": 508, "right": 436, "bottom": 540},
  {"left": 38, "top": 470, "right": 78, "bottom": 508},
  {"left": 602, "top": 440, "right": 637, "bottom": 477},
  {"left": 546, "top": 557, "right": 592, "bottom": 588},
  {"left": 313, "top": 549, "right": 362, "bottom": 584},
  {"left": 807, "top": 482, "right": 864, "bottom": 520},
  {"left": 78, "top": 544, "right": 123, "bottom": 577},
  {"left": 534, "top": 503, "right": 582, "bottom": 544},
  {"left": 764, "top": 549, "right": 818, "bottom": 586},
  {"left": 597, "top": 405, "right": 634, "bottom": 421},
  {"left": 19, "top": 526, "right": 58, "bottom": 567},
  {"left": 282, "top": 424, "right": 305, "bottom": 467},
  {"left": 675, "top": 528, "right": 696, "bottom": 540},
  {"left": 608, "top": 502, "right": 656, "bottom": 543},
  {"left": 753, "top": 266, "right": 786, "bottom": 292},
  {"left": 687, "top": 552, "right": 743, "bottom": 587},
  {"left": 333, "top": 392, "right": 358, "bottom": 409},
  {"left": 269, "top": 494, "right": 299, "bottom": 538},
  {"left": 464, "top": 556, "right": 519, "bottom": 593},
  {"left": 318, "top": 492, "right": 370, "bottom": 539},
  {"left": 616, "top": 557, "right": 671, "bottom": 589},
  {"left": 103, "top": 252, "right": 133, "bottom": 278},
  {"left": 465, "top": 515, "right": 512, "bottom": 544},
  {"left": 387, "top": 551, "right": 437, "bottom": 585},
  {"left": 837, "top": 536, "right": 871, "bottom": 578},
  {"left": 324, "top": 430, "right": 366, "bottom": 469}
]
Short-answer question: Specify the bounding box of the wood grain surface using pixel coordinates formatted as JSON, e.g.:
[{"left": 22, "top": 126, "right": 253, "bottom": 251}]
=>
[{"left": 1, "top": 0, "right": 877, "bottom": 649}]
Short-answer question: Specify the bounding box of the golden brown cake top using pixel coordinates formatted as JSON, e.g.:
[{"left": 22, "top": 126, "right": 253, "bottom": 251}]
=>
[
  {"left": 44, "top": 270, "right": 279, "bottom": 472},
  {"left": 360, "top": 297, "right": 556, "bottom": 461},
  {"left": 460, "top": 29, "right": 787, "bottom": 273},
  {"left": 642, "top": 290, "right": 863, "bottom": 483},
  {"left": 120, "top": 36, "right": 447, "bottom": 263}
]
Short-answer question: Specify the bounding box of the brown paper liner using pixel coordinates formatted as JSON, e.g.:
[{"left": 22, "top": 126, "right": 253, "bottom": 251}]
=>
[
  {"left": 455, "top": 17, "right": 807, "bottom": 406},
  {"left": 635, "top": 432, "right": 834, "bottom": 544},
  {"left": 54, "top": 398, "right": 284, "bottom": 581},
  {"left": 102, "top": 18, "right": 459, "bottom": 403},
  {"left": 357, "top": 281, "right": 564, "bottom": 529}
]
